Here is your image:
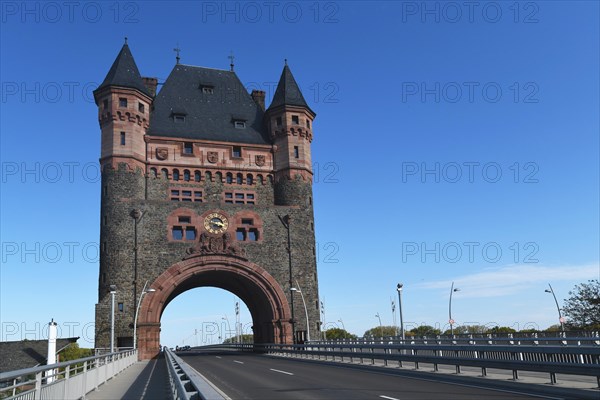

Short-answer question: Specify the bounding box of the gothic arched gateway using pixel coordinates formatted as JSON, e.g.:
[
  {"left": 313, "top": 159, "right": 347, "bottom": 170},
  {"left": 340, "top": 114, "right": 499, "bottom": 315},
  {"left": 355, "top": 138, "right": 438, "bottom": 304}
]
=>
[{"left": 136, "top": 255, "right": 292, "bottom": 360}]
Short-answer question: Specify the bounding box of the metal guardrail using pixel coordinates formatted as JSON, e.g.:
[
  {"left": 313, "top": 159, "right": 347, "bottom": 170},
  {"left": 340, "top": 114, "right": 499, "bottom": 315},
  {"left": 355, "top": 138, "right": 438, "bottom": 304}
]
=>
[
  {"left": 0, "top": 349, "right": 137, "bottom": 400},
  {"left": 164, "top": 347, "right": 227, "bottom": 400},
  {"left": 199, "top": 342, "right": 600, "bottom": 386}
]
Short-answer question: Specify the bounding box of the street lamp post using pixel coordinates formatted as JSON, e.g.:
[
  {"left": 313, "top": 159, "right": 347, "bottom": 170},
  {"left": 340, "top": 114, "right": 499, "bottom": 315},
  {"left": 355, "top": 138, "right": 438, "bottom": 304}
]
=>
[
  {"left": 545, "top": 283, "right": 564, "bottom": 332},
  {"left": 278, "top": 215, "right": 295, "bottom": 342},
  {"left": 291, "top": 281, "right": 310, "bottom": 342},
  {"left": 396, "top": 283, "right": 405, "bottom": 341},
  {"left": 449, "top": 282, "right": 460, "bottom": 336},
  {"left": 133, "top": 280, "right": 155, "bottom": 350},
  {"left": 338, "top": 318, "right": 345, "bottom": 331},
  {"left": 222, "top": 316, "right": 232, "bottom": 343},
  {"left": 109, "top": 285, "right": 116, "bottom": 353},
  {"left": 375, "top": 313, "right": 383, "bottom": 338}
]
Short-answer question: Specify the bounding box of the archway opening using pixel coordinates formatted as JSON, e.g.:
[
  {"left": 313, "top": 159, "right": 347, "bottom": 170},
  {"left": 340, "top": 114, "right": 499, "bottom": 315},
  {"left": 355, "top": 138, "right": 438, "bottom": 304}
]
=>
[
  {"left": 136, "top": 255, "right": 292, "bottom": 359},
  {"left": 161, "top": 287, "right": 253, "bottom": 347}
]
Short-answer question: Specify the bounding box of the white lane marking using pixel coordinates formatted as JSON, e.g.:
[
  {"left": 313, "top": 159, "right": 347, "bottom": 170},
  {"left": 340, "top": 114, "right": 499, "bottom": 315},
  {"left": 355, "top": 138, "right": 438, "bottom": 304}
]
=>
[
  {"left": 233, "top": 360, "right": 244, "bottom": 364},
  {"left": 270, "top": 368, "right": 294, "bottom": 375},
  {"left": 215, "top": 356, "right": 222, "bottom": 359},
  {"left": 380, "top": 396, "right": 400, "bottom": 400}
]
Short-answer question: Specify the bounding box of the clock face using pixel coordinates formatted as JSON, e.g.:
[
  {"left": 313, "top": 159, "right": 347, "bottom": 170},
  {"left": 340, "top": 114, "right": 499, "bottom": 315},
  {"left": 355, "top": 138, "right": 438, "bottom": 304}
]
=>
[{"left": 204, "top": 212, "right": 229, "bottom": 234}]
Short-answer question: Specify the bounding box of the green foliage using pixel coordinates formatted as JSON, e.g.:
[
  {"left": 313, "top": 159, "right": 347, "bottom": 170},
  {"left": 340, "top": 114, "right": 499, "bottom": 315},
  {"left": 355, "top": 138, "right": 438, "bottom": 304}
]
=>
[
  {"left": 324, "top": 328, "right": 357, "bottom": 340},
  {"left": 363, "top": 325, "right": 398, "bottom": 337},
  {"left": 486, "top": 326, "right": 517, "bottom": 334},
  {"left": 58, "top": 343, "right": 92, "bottom": 362},
  {"left": 563, "top": 279, "right": 600, "bottom": 329},
  {"left": 443, "top": 325, "right": 488, "bottom": 335},
  {"left": 223, "top": 334, "right": 253, "bottom": 344},
  {"left": 409, "top": 325, "right": 441, "bottom": 336}
]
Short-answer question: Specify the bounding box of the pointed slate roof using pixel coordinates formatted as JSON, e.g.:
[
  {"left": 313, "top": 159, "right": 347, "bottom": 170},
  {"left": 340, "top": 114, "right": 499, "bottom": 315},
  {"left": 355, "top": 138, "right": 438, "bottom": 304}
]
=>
[
  {"left": 147, "top": 64, "right": 269, "bottom": 144},
  {"left": 96, "top": 43, "right": 150, "bottom": 97},
  {"left": 268, "top": 64, "right": 314, "bottom": 114}
]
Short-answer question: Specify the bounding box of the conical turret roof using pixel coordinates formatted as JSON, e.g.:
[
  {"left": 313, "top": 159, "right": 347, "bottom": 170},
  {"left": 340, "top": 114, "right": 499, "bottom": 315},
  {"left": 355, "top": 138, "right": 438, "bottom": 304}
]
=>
[{"left": 96, "top": 43, "right": 150, "bottom": 97}]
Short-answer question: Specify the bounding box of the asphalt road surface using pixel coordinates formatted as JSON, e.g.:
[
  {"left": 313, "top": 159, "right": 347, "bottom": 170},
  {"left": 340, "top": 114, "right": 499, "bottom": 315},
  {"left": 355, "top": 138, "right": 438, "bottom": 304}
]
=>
[{"left": 179, "top": 350, "right": 562, "bottom": 400}]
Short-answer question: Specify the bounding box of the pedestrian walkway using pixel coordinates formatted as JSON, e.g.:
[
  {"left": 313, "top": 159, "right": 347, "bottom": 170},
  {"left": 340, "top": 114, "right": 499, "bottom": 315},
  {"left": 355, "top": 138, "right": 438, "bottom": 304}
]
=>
[{"left": 86, "top": 354, "right": 171, "bottom": 400}]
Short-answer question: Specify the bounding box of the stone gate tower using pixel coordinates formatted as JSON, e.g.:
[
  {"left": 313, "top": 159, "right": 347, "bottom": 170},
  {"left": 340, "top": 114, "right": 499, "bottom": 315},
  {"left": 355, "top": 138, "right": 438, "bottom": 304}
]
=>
[{"left": 93, "top": 41, "right": 319, "bottom": 359}]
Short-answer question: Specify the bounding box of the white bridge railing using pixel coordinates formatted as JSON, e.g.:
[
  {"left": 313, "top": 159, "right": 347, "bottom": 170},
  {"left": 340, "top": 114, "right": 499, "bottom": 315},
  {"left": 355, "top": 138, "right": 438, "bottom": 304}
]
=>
[{"left": 0, "top": 350, "right": 137, "bottom": 400}]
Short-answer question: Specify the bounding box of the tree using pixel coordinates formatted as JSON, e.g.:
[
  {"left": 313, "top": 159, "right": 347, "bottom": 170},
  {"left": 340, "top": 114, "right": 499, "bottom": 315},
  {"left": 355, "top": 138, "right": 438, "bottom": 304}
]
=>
[
  {"left": 562, "top": 279, "right": 600, "bottom": 329},
  {"left": 223, "top": 334, "right": 253, "bottom": 344},
  {"left": 324, "top": 328, "right": 357, "bottom": 340},
  {"left": 409, "top": 325, "right": 441, "bottom": 336},
  {"left": 58, "top": 343, "right": 92, "bottom": 362},
  {"left": 486, "top": 326, "right": 516, "bottom": 334},
  {"left": 363, "top": 325, "right": 398, "bottom": 337},
  {"left": 443, "top": 325, "right": 488, "bottom": 335}
]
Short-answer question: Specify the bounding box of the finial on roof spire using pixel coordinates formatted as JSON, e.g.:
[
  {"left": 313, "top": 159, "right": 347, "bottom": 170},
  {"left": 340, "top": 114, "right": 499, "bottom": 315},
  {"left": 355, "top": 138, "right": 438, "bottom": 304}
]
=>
[
  {"left": 124, "top": 37, "right": 128, "bottom": 45},
  {"left": 284, "top": 58, "right": 288, "bottom": 66},
  {"left": 228, "top": 51, "right": 235, "bottom": 72},
  {"left": 173, "top": 43, "right": 181, "bottom": 64}
]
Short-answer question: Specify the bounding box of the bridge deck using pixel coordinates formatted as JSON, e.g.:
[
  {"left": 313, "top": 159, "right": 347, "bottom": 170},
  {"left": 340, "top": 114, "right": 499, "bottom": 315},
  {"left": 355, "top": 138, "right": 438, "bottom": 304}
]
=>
[{"left": 86, "top": 354, "right": 171, "bottom": 400}]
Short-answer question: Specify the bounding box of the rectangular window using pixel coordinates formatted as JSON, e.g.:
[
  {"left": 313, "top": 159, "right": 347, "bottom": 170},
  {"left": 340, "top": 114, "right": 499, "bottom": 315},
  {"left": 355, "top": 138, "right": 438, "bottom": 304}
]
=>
[
  {"left": 232, "top": 146, "right": 242, "bottom": 158},
  {"left": 171, "top": 189, "right": 202, "bottom": 202},
  {"left": 248, "top": 229, "right": 259, "bottom": 241},
  {"left": 306, "top": 119, "right": 311, "bottom": 128},
  {"left": 292, "top": 115, "right": 299, "bottom": 125},
  {"left": 236, "top": 228, "right": 246, "bottom": 241},
  {"left": 178, "top": 216, "right": 191, "bottom": 224},
  {"left": 223, "top": 192, "right": 256, "bottom": 205},
  {"left": 119, "top": 98, "right": 127, "bottom": 107},
  {"left": 184, "top": 142, "right": 193, "bottom": 154},
  {"left": 120, "top": 132, "right": 126, "bottom": 146},
  {"left": 103, "top": 99, "right": 108, "bottom": 110},
  {"left": 118, "top": 303, "right": 124, "bottom": 312},
  {"left": 138, "top": 102, "right": 145, "bottom": 113},
  {"left": 172, "top": 226, "right": 184, "bottom": 240},
  {"left": 185, "top": 228, "right": 196, "bottom": 241},
  {"left": 234, "top": 121, "right": 246, "bottom": 129},
  {"left": 276, "top": 117, "right": 282, "bottom": 127},
  {"left": 241, "top": 218, "right": 253, "bottom": 225},
  {"left": 294, "top": 146, "right": 299, "bottom": 158}
]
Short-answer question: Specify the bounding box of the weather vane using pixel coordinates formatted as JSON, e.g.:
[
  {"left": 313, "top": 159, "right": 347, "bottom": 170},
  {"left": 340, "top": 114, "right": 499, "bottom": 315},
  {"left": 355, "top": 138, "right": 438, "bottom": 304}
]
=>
[
  {"left": 173, "top": 43, "right": 181, "bottom": 64},
  {"left": 228, "top": 51, "right": 235, "bottom": 72}
]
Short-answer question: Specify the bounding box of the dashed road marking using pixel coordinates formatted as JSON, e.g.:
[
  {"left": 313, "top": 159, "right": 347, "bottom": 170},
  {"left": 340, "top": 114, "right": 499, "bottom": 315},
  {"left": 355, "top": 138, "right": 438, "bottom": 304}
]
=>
[
  {"left": 269, "top": 368, "right": 294, "bottom": 375},
  {"left": 215, "top": 356, "right": 222, "bottom": 359},
  {"left": 380, "top": 396, "right": 400, "bottom": 400},
  {"left": 233, "top": 360, "right": 244, "bottom": 364}
]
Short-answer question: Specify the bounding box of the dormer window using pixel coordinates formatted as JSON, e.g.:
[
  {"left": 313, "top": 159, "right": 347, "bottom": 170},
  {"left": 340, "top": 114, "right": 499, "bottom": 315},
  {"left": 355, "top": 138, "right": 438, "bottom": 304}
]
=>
[
  {"left": 232, "top": 146, "right": 242, "bottom": 158},
  {"left": 183, "top": 142, "right": 193, "bottom": 155},
  {"left": 292, "top": 115, "right": 299, "bottom": 125},
  {"left": 199, "top": 83, "right": 215, "bottom": 94},
  {"left": 234, "top": 121, "right": 246, "bottom": 129},
  {"left": 171, "top": 111, "right": 187, "bottom": 123}
]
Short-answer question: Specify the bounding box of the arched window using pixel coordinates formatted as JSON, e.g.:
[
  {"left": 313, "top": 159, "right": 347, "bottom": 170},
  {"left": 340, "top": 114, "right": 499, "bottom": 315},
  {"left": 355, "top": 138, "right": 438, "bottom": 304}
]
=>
[
  {"left": 257, "top": 174, "right": 264, "bottom": 185},
  {"left": 236, "top": 173, "right": 243, "bottom": 184},
  {"left": 161, "top": 168, "right": 168, "bottom": 179},
  {"left": 173, "top": 169, "right": 180, "bottom": 181},
  {"left": 183, "top": 169, "right": 190, "bottom": 182},
  {"left": 216, "top": 172, "right": 223, "bottom": 182},
  {"left": 194, "top": 170, "right": 201, "bottom": 182},
  {"left": 150, "top": 168, "right": 157, "bottom": 178},
  {"left": 246, "top": 174, "right": 253, "bottom": 185},
  {"left": 226, "top": 173, "right": 233, "bottom": 184},
  {"left": 205, "top": 171, "right": 212, "bottom": 181}
]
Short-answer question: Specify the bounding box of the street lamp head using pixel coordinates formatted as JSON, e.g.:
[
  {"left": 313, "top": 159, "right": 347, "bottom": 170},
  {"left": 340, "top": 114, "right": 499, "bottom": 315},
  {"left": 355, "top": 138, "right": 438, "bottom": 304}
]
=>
[
  {"left": 145, "top": 288, "right": 156, "bottom": 294},
  {"left": 397, "top": 283, "right": 403, "bottom": 291},
  {"left": 290, "top": 287, "right": 299, "bottom": 292},
  {"left": 109, "top": 285, "right": 117, "bottom": 293},
  {"left": 453, "top": 288, "right": 460, "bottom": 292},
  {"left": 544, "top": 289, "right": 552, "bottom": 293}
]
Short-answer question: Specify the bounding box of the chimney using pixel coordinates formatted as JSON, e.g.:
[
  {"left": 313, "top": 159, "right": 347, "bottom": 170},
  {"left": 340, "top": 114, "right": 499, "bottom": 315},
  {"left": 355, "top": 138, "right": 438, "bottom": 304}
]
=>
[
  {"left": 142, "top": 77, "right": 158, "bottom": 97},
  {"left": 251, "top": 90, "right": 266, "bottom": 111},
  {"left": 46, "top": 319, "right": 58, "bottom": 383}
]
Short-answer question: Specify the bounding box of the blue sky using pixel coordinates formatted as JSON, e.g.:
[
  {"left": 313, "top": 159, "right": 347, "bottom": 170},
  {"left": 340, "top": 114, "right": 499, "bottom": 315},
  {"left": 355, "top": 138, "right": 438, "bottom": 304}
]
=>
[{"left": 1, "top": 1, "right": 598, "bottom": 347}]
